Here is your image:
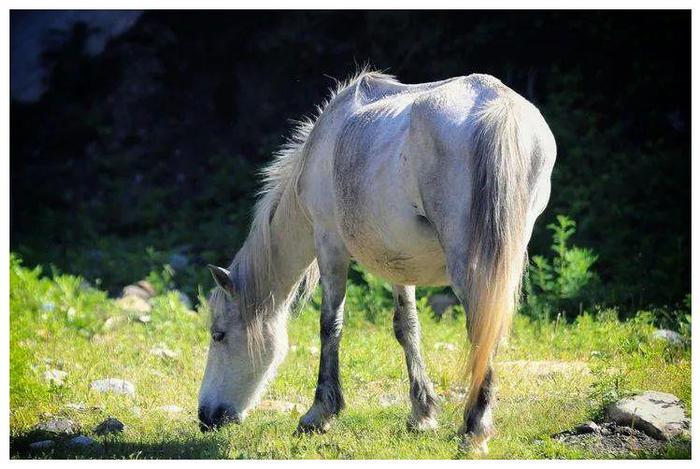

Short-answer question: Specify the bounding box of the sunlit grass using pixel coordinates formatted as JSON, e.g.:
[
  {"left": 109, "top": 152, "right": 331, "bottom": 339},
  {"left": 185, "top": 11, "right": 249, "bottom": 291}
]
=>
[{"left": 9, "top": 256, "right": 691, "bottom": 459}]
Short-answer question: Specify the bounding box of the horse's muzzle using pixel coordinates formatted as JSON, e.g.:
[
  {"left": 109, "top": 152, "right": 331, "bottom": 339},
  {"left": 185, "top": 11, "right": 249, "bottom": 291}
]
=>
[{"left": 198, "top": 404, "right": 240, "bottom": 432}]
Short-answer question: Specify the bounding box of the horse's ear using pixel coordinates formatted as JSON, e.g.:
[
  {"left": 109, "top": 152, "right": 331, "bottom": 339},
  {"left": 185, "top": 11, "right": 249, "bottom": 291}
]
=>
[{"left": 208, "top": 265, "right": 235, "bottom": 296}]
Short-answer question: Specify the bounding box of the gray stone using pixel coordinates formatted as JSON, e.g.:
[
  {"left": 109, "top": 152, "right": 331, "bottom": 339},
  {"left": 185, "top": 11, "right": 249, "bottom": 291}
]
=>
[
  {"left": 94, "top": 417, "right": 125, "bottom": 435},
  {"left": 428, "top": 293, "right": 458, "bottom": 317},
  {"left": 121, "top": 284, "right": 152, "bottom": 301},
  {"left": 90, "top": 378, "right": 136, "bottom": 396},
  {"left": 606, "top": 391, "right": 690, "bottom": 440},
  {"left": 652, "top": 329, "right": 684, "bottom": 346},
  {"left": 34, "top": 417, "right": 78, "bottom": 435},
  {"left": 68, "top": 435, "right": 99, "bottom": 448},
  {"left": 553, "top": 421, "right": 666, "bottom": 456},
  {"left": 29, "top": 440, "right": 55, "bottom": 451},
  {"left": 574, "top": 421, "right": 600, "bottom": 434},
  {"left": 135, "top": 280, "right": 156, "bottom": 297},
  {"left": 115, "top": 295, "right": 151, "bottom": 313}
]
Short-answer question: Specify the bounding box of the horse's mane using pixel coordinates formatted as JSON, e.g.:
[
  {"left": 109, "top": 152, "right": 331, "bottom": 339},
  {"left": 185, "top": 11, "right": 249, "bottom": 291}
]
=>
[{"left": 222, "top": 68, "right": 396, "bottom": 352}]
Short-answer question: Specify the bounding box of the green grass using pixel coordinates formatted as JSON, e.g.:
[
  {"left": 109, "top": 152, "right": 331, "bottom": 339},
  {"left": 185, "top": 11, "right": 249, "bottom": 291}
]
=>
[{"left": 9, "top": 256, "right": 691, "bottom": 459}]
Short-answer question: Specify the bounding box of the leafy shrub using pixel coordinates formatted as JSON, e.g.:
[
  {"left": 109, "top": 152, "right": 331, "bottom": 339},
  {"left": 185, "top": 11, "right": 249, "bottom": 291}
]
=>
[{"left": 522, "top": 215, "right": 598, "bottom": 321}]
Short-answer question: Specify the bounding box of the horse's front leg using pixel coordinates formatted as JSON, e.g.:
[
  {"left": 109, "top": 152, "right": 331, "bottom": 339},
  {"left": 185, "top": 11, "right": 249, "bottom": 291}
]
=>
[
  {"left": 392, "top": 285, "right": 439, "bottom": 431},
  {"left": 297, "top": 230, "right": 350, "bottom": 433}
]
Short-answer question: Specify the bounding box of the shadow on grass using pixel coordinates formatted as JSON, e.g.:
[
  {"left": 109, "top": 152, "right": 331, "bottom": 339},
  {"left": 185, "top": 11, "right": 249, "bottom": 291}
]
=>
[{"left": 10, "top": 428, "right": 234, "bottom": 459}]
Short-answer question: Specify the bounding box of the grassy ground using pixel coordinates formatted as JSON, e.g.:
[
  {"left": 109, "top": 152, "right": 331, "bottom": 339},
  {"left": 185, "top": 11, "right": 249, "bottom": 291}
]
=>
[{"left": 9, "top": 257, "right": 691, "bottom": 459}]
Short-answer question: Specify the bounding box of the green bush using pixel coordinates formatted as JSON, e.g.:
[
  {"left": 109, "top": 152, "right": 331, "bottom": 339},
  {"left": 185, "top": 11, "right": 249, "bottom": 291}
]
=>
[{"left": 522, "top": 215, "right": 598, "bottom": 321}]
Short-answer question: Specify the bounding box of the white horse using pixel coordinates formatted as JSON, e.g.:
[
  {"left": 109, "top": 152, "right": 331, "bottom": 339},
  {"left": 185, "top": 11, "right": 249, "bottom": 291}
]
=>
[{"left": 198, "top": 70, "right": 556, "bottom": 453}]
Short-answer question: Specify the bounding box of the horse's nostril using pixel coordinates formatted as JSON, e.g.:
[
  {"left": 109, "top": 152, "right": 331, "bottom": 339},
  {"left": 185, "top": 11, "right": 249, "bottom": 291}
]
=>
[{"left": 199, "top": 404, "right": 239, "bottom": 432}]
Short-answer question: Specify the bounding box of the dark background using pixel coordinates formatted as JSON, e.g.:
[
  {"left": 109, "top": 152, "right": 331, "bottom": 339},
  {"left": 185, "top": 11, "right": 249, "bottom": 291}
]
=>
[{"left": 10, "top": 11, "right": 691, "bottom": 318}]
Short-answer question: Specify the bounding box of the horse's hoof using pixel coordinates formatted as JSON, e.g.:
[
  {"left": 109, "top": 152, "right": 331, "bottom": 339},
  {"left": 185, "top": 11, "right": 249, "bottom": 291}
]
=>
[
  {"left": 295, "top": 413, "right": 331, "bottom": 435},
  {"left": 407, "top": 415, "right": 438, "bottom": 432},
  {"left": 457, "top": 430, "right": 493, "bottom": 456}
]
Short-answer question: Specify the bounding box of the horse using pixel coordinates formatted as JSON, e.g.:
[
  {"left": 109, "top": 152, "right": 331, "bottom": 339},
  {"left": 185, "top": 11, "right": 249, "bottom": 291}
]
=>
[{"left": 198, "top": 70, "right": 556, "bottom": 453}]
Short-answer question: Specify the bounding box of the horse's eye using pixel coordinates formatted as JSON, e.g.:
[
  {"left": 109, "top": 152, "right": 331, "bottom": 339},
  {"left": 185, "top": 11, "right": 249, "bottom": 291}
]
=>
[{"left": 212, "top": 331, "right": 226, "bottom": 342}]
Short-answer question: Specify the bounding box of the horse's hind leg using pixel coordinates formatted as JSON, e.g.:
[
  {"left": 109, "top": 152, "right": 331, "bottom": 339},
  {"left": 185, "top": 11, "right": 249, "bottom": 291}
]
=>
[
  {"left": 392, "top": 285, "right": 439, "bottom": 431},
  {"left": 297, "top": 230, "right": 350, "bottom": 434}
]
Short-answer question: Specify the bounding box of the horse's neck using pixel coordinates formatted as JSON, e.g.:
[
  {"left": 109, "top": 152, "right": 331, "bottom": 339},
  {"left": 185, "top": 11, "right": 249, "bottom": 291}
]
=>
[{"left": 257, "top": 190, "right": 316, "bottom": 314}]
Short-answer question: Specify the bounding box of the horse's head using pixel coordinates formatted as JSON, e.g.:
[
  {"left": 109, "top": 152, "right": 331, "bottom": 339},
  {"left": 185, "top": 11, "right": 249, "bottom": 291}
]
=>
[{"left": 197, "top": 264, "right": 287, "bottom": 431}]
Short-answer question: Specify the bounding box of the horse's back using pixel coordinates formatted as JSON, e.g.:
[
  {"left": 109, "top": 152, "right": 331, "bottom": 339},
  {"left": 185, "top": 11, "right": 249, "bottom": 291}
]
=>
[{"left": 302, "top": 72, "right": 555, "bottom": 286}]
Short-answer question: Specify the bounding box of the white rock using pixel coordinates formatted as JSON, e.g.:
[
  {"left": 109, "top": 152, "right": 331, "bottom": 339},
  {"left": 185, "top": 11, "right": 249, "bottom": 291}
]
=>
[
  {"left": 607, "top": 391, "right": 690, "bottom": 440},
  {"left": 652, "top": 329, "right": 684, "bottom": 346},
  {"left": 137, "top": 314, "right": 151, "bottom": 323},
  {"left": 90, "top": 378, "right": 136, "bottom": 396},
  {"left": 43, "top": 369, "right": 67, "bottom": 386},
  {"left": 29, "top": 440, "right": 55, "bottom": 450}
]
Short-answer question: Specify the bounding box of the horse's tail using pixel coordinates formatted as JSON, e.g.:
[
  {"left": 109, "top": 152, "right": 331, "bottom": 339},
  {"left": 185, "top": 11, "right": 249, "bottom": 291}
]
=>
[{"left": 464, "top": 91, "right": 531, "bottom": 408}]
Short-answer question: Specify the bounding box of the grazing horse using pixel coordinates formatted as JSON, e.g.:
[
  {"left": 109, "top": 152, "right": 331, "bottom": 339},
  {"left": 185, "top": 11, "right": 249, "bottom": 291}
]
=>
[{"left": 198, "top": 70, "right": 556, "bottom": 453}]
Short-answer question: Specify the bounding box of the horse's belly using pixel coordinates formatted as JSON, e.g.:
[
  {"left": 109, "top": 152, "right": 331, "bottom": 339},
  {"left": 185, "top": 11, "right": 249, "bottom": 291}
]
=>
[{"left": 341, "top": 214, "right": 449, "bottom": 286}]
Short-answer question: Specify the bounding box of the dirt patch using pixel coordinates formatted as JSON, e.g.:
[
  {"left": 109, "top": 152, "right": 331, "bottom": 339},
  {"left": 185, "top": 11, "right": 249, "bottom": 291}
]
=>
[{"left": 553, "top": 421, "right": 666, "bottom": 457}]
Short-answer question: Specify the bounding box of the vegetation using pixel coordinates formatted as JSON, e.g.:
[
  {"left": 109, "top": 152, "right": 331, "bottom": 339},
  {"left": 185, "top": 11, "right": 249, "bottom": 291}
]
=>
[{"left": 9, "top": 252, "right": 691, "bottom": 459}]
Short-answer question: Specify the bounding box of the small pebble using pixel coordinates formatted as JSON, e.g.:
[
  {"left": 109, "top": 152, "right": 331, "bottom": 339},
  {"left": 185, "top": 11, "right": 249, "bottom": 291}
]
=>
[{"left": 137, "top": 314, "right": 152, "bottom": 323}]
